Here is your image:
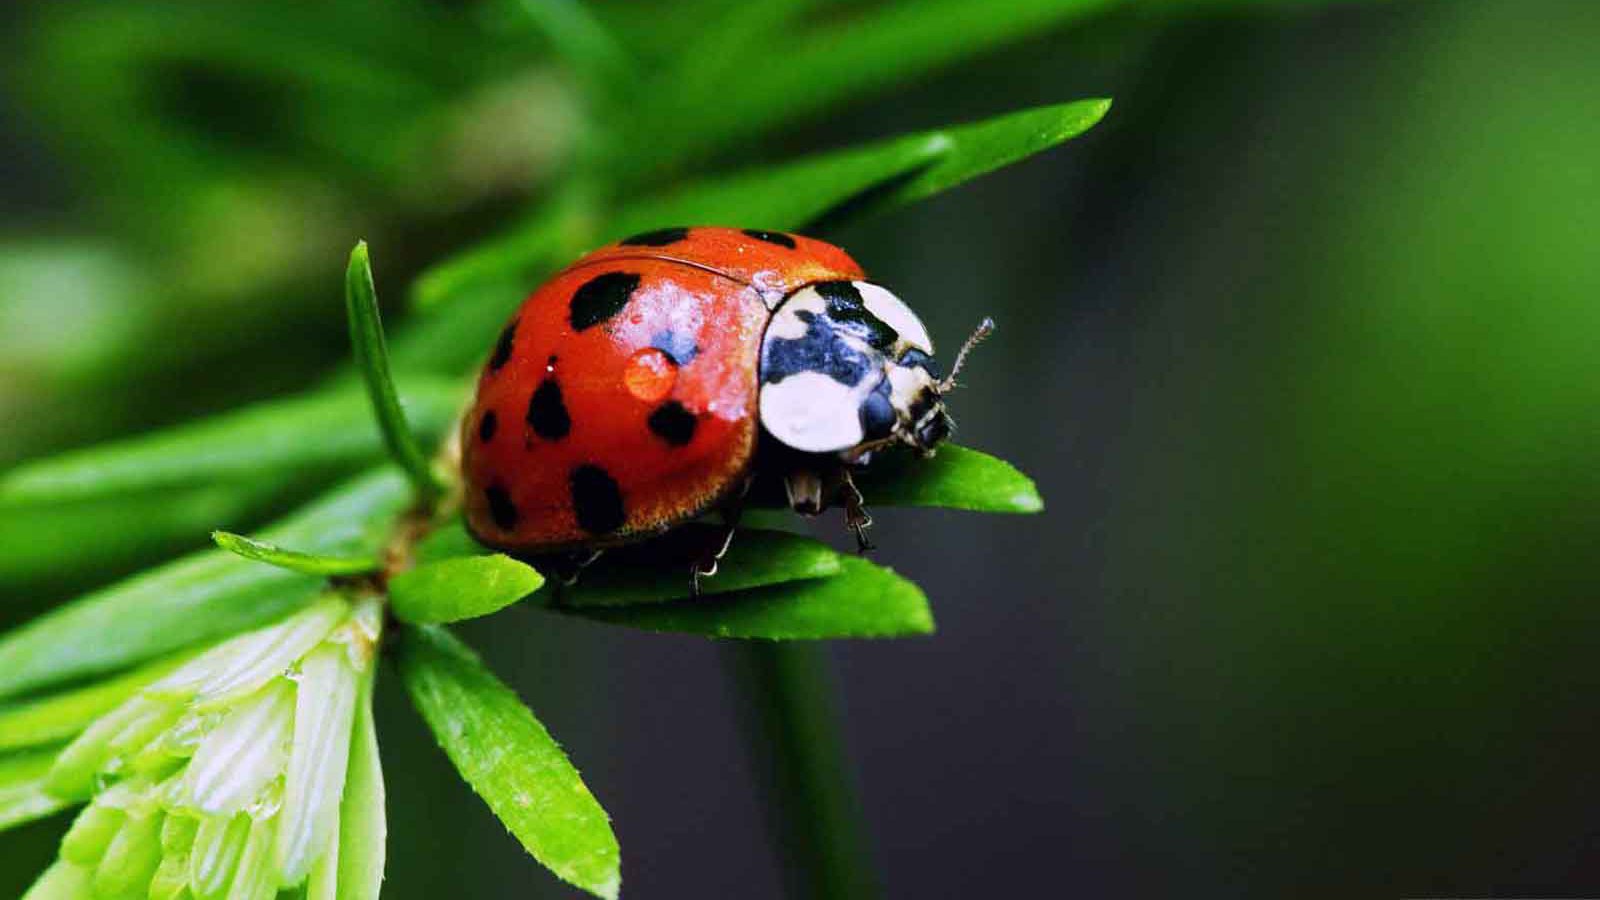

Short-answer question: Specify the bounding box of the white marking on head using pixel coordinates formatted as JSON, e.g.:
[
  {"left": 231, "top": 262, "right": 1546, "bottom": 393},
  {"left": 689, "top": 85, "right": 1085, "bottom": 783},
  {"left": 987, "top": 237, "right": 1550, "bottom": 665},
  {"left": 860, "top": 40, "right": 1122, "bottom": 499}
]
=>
[
  {"left": 765, "top": 287, "right": 826, "bottom": 340},
  {"left": 856, "top": 282, "right": 932, "bottom": 354},
  {"left": 760, "top": 371, "right": 869, "bottom": 453},
  {"left": 887, "top": 364, "right": 935, "bottom": 410}
]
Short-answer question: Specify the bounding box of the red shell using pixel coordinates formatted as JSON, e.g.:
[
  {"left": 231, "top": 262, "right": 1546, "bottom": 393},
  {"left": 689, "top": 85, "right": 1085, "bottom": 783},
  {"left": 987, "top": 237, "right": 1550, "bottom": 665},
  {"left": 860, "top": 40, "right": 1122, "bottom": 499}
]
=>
[{"left": 461, "top": 226, "right": 865, "bottom": 551}]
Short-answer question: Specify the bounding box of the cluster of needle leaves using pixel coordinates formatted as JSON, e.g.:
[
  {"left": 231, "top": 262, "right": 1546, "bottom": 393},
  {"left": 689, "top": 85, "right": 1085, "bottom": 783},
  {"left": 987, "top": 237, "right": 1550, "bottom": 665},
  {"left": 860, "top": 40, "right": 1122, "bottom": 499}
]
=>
[{"left": 0, "top": 1, "right": 1130, "bottom": 897}]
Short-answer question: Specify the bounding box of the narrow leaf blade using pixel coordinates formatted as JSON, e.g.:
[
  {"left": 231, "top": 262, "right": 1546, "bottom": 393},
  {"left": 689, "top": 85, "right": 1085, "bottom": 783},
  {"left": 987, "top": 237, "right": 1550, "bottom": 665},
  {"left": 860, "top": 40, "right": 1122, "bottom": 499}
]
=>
[
  {"left": 398, "top": 625, "right": 619, "bottom": 899},
  {"left": 866, "top": 98, "right": 1111, "bottom": 216},
  {"left": 850, "top": 445, "right": 1044, "bottom": 514},
  {"left": 575, "top": 556, "right": 933, "bottom": 639},
  {"left": 336, "top": 678, "right": 386, "bottom": 900},
  {"left": 0, "top": 654, "right": 186, "bottom": 752},
  {"left": 742, "top": 445, "right": 1043, "bottom": 514},
  {"left": 606, "top": 134, "right": 946, "bottom": 239},
  {"left": 414, "top": 521, "right": 844, "bottom": 607},
  {"left": 551, "top": 527, "right": 844, "bottom": 608},
  {"left": 628, "top": 0, "right": 1114, "bottom": 176},
  {"left": 389, "top": 555, "right": 544, "bottom": 625},
  {"left": 0, "top": 748, "right": 71, "bottom": 832},
  {"left": 0, "top": 470, "right": 410, "bottom": 700},
  {"left": 211, "top": 531, "right": 377, "bottom": 577},
  {"left": 0, "top": 379, "right": 463, "bottom": 504},
  {"left": 346, "top": 242, "right": 444, "bottom": 501}
]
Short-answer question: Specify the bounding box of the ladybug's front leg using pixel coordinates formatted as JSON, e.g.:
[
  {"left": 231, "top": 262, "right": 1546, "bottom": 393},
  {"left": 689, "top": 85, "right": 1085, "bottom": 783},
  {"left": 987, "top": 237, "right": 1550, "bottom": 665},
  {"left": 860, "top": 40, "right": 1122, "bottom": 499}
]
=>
[{"left": 835, "top": 467, "right": 875, "bottom": 554}]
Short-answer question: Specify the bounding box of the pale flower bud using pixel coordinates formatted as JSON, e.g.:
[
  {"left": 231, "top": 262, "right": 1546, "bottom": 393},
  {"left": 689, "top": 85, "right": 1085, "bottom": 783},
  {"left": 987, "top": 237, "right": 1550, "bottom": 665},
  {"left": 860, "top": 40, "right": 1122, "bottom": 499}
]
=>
[{"left": 27, "top": 592, "right": 382, "bottom": 900}]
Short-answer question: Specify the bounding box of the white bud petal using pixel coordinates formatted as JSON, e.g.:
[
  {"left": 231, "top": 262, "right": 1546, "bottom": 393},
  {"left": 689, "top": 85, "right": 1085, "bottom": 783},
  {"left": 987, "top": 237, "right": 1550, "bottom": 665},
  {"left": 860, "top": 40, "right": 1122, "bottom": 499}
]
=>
[
  {"left": 147, "top": 853, "right": 191, "bottom": 900},
  {"left": 189, "top": 812, "right": 250, "bottom": 899},
  {"left": 273, "top": 643, "right": 358, "bottom": 884},
  {"left": 226, "top": 815, "right": 278, "bottom": 900},
  {"left": 179, "top": 681, "right": 293, "bottom": 816},
  {"left": 47, "top": 695, "right": 162, "bottom": 799},
  {"left": 91, "top": 807, "right": 163, "bottom": 898},
  {"left": 21, "top": 861, "right": 92, "bottom": 900},
  {"left": 148, "top": 599, "right": 343, "bottom": 702},
  {"left": 304, "top": 825, "right": 340, "bottom": 900},
  {"left": 59, "top": 802, "right": 124, "bottom": 867},
  {"left": 192, "top": 599, "right": 348, "bottom": 708}
]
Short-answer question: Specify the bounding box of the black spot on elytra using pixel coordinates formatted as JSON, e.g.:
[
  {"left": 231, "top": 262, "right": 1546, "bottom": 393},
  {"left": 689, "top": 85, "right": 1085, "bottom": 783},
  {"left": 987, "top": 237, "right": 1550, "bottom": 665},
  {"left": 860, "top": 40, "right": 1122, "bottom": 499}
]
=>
[
  {"left": 743, "top": 229, "right": 796, "bottom": 249},
  {"left": 570, "top": 272, "right": 641, "bottom": 331},
  {"left": 650, "top": 330, "right": 699, "bottom": 365},
  {"left": 814, "top": 281, "right": 898, "bottom": 350},
  {"left": 478, "top": 410, "right": 498, "bottom": 443},
  {"left": 619, "top": 227, "right": 689, "bottom": 247},
  {"left": 570, "top": 465, "right": 625, "bottom": 534},
  {"left": 488, "top": 319, "right": 518, "bottom": 371},
  {"left": 647, "top": 401, "right": 698, "bottom": 447},
  {"left": 486, "top": 484, "right": 518, "bottom": 530},
  {"left": 526, "top": 378, "right": 571, "bottom": 440},
  {"left": 859, "top": 379, "right": 896, "bottom": 442}
]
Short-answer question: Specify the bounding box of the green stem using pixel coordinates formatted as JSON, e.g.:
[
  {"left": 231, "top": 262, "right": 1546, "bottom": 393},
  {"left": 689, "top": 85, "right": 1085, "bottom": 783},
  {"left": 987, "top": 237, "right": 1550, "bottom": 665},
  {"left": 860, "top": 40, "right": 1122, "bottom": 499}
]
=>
[{"left": 727, "top": 643, "right": 881, "bottom": 900}]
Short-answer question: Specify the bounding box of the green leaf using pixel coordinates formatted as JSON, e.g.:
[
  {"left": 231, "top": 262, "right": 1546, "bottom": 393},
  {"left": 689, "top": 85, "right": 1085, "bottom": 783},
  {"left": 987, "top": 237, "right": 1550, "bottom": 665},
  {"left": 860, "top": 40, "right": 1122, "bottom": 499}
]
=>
[
  {"left": 0, "top": 377, "right": 463, "bottom": 505},
  {"left": 488, "top": 0, "right": 634, "bottom": 101},
  {"left": 411, "top": 517, "right": 488, "bottom": 564},
  {"left": 618, "top": 99, "right": 1108, "bottom": 236},
  {"left": 625, "top": 0, "right": 1115, "bottom": 177},
  {"left": 850, "top": 445, "right": 1044, "bottom": 514},
  {"left": 0, "top": 470, "right": 410, "bottom": 700},
  {"left": 413, "top": 520, "right": 844, "bottom": 607},
  {"left": 398, "top": 625, "right": 619, "bottom": 899},
  {"left": 22, "top": 860, "right": 91, "bottom": 899},
  {"left": 0, "top": 654, "right": 186, "bottom": 752},
  {"left": 605, "top": 133, "right": 946, "bottom": 240},
  {"left": 0, "top": 748, "right": 70, "bottom": 832},
  {"left": 0, "top": 472, "right": 313, "bottom": 590},
  {"left": 739, "top": 445, "right": 1043, "bottom": 514},
  {"left": 859, "top": 98, "right": 1111, "bottom": 218},
  {"left": 335, "top": 678, "right": 386, "bottom": 900},
  {"left": 550, "top": 527, "right": 844, "bottom": 608},
  {"left": 576, "top": 556, "right": 933, "bottom": 639},
  {"left": 406, "top": 183, "right": 593, "bottom": 313},
  {"left": 211, "top": 531, "right": 377, "bottom": 577},
  {"left": 389, "top": 555, "right": 544, "bottom": 624},
  {"left": 408, "top": 100, "right": 1107, "bottom": 328},
  {"left": 346, "top": 242, "right": 445, "bottom": 502}
]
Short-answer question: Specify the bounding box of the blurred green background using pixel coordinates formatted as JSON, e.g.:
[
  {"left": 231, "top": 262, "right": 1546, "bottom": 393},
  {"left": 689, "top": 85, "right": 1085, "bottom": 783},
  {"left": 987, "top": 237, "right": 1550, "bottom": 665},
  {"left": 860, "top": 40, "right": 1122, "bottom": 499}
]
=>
[{"left": 4, "top": 0, "right": 1599, "bottom": 896}]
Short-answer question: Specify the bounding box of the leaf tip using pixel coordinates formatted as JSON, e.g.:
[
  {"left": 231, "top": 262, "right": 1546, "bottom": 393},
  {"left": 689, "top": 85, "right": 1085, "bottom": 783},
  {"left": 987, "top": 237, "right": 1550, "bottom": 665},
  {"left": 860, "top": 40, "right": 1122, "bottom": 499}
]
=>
[
  {"left": 1011, "top": 488, "right": 1045, "bottom": 514},
  {"left": 590, "top": 871, "right": 622, "bottom": 900}
]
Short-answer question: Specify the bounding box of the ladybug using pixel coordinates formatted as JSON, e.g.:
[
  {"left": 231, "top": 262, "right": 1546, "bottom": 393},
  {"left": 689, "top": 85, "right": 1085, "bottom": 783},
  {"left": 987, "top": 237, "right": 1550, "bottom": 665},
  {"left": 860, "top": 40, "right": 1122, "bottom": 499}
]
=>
[{"left": 461, "top": 226, "right": 991, "bottom": 585}]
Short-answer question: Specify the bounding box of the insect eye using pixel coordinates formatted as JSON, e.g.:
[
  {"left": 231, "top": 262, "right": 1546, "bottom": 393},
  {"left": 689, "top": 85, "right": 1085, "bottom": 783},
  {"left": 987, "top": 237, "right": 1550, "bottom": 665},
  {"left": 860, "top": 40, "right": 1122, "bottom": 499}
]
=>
[{"left": 898, "top": 348, "right": 941, "bottom": 377}]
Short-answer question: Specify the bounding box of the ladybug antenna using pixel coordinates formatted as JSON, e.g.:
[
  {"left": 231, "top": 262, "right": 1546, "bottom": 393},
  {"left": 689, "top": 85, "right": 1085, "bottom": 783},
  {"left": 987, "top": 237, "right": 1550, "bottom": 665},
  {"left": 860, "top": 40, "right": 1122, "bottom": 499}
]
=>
[{"left": 938, "top": 317, "right": 995, "bottom": 393}]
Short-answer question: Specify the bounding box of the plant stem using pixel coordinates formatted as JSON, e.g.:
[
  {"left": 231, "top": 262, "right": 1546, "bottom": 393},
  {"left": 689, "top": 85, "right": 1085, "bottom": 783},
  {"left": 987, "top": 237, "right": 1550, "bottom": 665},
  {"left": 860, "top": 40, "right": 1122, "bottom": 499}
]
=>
[{"left": 727, "top": 642, "right": 881, "bottom": 900}]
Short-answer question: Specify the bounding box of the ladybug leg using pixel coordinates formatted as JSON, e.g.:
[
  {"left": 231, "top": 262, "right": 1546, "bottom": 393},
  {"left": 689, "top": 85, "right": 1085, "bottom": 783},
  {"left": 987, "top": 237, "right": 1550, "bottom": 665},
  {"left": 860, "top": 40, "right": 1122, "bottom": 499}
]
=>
[
  {"left": 836, "top": 467, "right": 875, "bottom": 554},
  {"left": 690, "top": 482, "right": 750, "bottom": 597},
  {"left": 551, "top": 548, "right": 604, "bottom": 589},
  {"left": 783, "top": 468, "right": 826, "bottom": 516}
]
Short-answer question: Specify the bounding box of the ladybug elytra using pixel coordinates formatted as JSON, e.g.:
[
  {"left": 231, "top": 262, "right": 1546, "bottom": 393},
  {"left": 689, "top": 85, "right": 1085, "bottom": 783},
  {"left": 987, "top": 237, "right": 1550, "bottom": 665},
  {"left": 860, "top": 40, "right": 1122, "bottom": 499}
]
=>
[{"left": 461, "top": 226, "right": 991, "bottom": 583}]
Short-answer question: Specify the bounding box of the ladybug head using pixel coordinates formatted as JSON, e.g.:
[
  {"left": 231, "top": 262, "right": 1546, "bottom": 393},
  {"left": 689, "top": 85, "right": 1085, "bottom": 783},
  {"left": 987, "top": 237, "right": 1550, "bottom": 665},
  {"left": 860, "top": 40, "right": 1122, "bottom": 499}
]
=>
[
  {"left": 890, "top": 316, "right": 993, "bottom": 456},
  {"left": 759, "top": 281, "right": 993, "bottom": 460}
]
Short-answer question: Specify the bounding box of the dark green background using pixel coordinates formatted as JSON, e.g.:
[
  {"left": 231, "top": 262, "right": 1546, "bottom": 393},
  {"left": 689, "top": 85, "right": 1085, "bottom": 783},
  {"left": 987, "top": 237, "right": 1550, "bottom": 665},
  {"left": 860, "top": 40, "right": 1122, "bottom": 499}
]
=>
[{"left": 3, "top": 0, "right": 1598, "bottom": 896}]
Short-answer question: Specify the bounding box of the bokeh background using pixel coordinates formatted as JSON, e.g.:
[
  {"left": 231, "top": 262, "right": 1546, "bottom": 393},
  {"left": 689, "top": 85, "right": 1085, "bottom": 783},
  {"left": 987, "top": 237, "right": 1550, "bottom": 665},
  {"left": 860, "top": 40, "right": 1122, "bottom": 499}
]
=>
[{"left": 4, "top": 0, "right": 1600, "bottom": 896}]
